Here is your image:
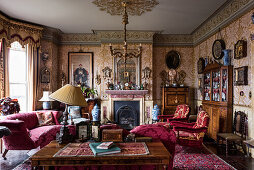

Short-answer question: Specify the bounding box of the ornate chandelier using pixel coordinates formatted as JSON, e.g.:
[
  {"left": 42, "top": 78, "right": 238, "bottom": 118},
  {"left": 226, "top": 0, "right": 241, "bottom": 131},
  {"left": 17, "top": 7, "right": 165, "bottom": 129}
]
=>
[
  {"left": 93, "top": 0, "right": 158, "bottom": 64},
  {"left": 109, "top": 1, "right": 142, "bottom": 64}
]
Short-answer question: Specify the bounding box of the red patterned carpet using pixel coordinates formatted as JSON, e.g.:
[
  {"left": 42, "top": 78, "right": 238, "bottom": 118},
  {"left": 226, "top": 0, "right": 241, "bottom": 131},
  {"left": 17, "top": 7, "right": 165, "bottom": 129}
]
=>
[
  {"left": 14, "top": 144, "right": 236, "bottom": 170},
  {"left": 173, "top": 144, "right": 236, "bottom": 170}
]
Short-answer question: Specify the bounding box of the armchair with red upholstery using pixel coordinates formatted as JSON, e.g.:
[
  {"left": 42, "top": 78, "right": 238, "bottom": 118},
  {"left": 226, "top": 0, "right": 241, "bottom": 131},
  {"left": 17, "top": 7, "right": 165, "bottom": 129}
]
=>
[
  {"left": 170, "top": 110, "right": 209, "bottom": 147},
  {"left": 157, "top": 104, "right": 190, "bottom": 126}
]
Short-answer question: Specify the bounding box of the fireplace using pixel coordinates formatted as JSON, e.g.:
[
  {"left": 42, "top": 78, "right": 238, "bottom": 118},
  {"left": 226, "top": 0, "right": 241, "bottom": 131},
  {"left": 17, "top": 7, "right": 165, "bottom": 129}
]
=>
[
  {"left": 114, "top": 101, "right": 140, "bottom": 130},
  {"left": 101, "top": 90, "right": 152, "bottom": 126}
]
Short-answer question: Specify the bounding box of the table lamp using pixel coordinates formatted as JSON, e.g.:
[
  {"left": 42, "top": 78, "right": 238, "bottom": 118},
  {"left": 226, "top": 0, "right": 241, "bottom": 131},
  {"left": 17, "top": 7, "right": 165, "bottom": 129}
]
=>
[
  {"left": 49, "top": 84, "right": 87, "bottom": 144},
  {"left": 39, "top": 91, "right": 54, "bottom": 110}
]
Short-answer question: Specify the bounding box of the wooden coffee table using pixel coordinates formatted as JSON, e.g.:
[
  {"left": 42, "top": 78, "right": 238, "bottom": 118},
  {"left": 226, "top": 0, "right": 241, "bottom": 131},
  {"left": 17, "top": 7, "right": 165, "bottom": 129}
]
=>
[{"left": 30, "top": 140, "right": 171, "bottom": 170}]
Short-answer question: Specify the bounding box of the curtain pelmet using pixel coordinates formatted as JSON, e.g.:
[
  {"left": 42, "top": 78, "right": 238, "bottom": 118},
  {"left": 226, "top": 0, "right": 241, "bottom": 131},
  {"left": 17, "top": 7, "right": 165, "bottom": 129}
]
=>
[{"left": 0, "top": 13, "right": 42, "bottom": 48}]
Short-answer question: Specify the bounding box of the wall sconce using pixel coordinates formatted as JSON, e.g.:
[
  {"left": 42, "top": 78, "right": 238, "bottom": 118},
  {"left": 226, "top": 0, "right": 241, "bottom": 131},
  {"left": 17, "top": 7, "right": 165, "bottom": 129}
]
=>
[
  {"left": 95, "top": 74, "right": 101, "bottom": 85},
  {"left": 102, "top": 67, "right": 112, "bottom": 89},
  {"left": 142, "top": 67, "right": 152, "bottom": 89}
]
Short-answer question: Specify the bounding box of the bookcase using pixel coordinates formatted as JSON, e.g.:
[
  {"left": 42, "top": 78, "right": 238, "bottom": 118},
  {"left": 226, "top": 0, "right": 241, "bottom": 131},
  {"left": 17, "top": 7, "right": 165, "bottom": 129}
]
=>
[{"left": 202, "top": 62, "right": 233, "bottom": 140}]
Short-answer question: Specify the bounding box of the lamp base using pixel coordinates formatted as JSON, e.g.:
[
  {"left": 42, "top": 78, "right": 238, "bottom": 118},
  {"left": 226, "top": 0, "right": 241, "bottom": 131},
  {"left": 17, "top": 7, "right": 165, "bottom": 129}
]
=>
[
  {"left": 42, "top": 101, "right": 51, "bottom": 110},
  {"left": 56, "top": 125, "right": 73, "bottom": 144}
]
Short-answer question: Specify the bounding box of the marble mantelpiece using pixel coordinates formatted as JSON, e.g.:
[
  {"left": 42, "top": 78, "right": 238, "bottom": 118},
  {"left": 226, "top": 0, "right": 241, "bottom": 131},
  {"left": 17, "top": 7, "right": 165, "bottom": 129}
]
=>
[{"left": 101, "top": 90, "right": 152, "bottom": 125}]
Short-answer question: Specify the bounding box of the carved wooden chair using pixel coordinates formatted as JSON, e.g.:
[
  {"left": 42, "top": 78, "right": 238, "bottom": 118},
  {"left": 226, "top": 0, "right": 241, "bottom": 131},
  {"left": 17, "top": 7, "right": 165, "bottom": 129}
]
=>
[{"left": 217, "top": 111, "right": 248, "bottom": 156}]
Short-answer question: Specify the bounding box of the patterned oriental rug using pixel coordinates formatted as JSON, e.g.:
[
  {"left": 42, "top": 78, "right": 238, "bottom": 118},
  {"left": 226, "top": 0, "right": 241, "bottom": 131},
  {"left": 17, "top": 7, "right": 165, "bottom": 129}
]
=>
[
  {"left": 173, "top": 144, "right": 236, "bottom": 170},
  {"left": 14, "top": 144, "right": 236, "bottom": 170}
]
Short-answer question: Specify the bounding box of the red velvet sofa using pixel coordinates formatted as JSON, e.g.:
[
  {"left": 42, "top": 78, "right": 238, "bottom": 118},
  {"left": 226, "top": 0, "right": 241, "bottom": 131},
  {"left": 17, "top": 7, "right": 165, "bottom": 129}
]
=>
[{"left": 0, "top": 111, "right": 75, "bottom": 159}]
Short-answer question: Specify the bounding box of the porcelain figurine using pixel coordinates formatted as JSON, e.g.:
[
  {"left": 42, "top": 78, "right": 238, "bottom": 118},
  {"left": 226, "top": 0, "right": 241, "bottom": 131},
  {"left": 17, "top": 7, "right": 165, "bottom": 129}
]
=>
[
  {"left": 91, "top": 104, "right": 100, "bottom": 121},
  {"left": 152, "top": 104, "right": 160, "bottom": 121}
]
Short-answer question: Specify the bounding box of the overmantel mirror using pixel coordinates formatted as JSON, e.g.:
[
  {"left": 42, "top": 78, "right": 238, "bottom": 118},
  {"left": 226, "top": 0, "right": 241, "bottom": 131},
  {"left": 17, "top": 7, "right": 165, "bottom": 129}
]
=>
[{"left": 113, "top": 57, "right": 140, "bottom": 86}]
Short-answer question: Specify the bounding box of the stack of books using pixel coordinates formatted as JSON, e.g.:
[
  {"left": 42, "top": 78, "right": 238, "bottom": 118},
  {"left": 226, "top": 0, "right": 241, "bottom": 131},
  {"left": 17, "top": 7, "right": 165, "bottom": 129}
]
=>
[{"left": 89, "top": 142, "right": 121, "bottom": 156}]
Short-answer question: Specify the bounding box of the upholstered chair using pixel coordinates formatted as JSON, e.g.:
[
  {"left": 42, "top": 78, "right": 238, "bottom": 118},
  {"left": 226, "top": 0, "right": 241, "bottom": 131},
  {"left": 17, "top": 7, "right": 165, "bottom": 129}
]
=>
[
  {"left": 170, "top": 110, "right": 209, "bottom": 147},
  {"left": 157, "top": 104, "right": 190, "bottom": 125}
]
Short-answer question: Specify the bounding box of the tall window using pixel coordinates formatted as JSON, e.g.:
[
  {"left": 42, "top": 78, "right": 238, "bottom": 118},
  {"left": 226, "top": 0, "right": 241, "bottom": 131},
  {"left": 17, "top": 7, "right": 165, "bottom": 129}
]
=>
[{"left": 9, "top": 42, "right": 28, "bottom": 112}]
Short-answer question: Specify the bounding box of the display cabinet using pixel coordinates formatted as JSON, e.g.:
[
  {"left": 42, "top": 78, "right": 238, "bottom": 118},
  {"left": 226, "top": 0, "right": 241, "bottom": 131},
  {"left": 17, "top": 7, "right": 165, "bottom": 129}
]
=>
[{"left": 202, "top": 62, "right": 233, "bottom": 141}]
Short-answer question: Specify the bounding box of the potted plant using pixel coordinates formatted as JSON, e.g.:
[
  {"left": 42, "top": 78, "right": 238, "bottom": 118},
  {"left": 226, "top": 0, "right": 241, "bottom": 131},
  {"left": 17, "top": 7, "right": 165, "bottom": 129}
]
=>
[{"left": 87, "top": 88, "right": 98, "bottom": 99}]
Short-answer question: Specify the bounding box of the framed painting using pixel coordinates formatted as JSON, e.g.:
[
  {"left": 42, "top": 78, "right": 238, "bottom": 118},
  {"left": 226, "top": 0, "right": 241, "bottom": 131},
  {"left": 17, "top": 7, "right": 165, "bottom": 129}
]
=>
[
  {"left": 234, "top": 40, "right": 247, "bottom": 59},
  {"left": 165, "top": 50, "right": 180, "bottom": 69},
  {"left": 234, "top": 66, "right": 248, "bottom": 86},
  {"left": 68, "top": 52, "right": 93, "bottom": 88},
  {"left": 40, "top": 67, "right": 50, "bottom": 83}
]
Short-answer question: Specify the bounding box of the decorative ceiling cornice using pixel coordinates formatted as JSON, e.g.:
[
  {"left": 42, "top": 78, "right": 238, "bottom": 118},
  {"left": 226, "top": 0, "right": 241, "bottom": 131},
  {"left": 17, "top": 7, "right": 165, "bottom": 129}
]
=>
[
  {"left": 57, "top": 30, "right": 157, "bottom": 45},
  {"left": 95, "top": 30, "right": 156, "bottom": 43},
  {"left": 192, "top": 0, "right": 254, "bottom": 45},
  {"left": 92, "top": 0, "right": 159, "bottom": 16},
  {"left": 60, "top": 33, "right": 100, "bottom": 45},
  {"left": 153, "top": 34, "right": 193, "bottom": 47}
]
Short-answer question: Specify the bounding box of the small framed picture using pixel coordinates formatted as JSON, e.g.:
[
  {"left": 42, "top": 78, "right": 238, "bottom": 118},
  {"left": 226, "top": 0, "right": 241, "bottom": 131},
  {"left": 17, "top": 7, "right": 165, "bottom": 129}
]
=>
[
  {"left": 234, "top": 40, "right": 247, "bottom": 59},
  {"left": 234, "top": 66, "right": 248, "bottom": 86},
  {"left": 76, "top": 121, "right": 90, "bottom": 141},
  {"left": 90, "top": 121, "right": 100, "bottom": 141},
  {"left": 41, "top": 67, "right": 50, "bottom": 83},
  {"left": 78, "top": 125, "right": 88, "bottom": 140}
]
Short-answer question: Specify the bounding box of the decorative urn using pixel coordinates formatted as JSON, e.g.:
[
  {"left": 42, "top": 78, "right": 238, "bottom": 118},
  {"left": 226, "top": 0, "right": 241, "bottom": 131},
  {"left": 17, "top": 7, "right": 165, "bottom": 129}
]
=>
[
  {"left": 91, "top": 104, "right": 100, "bottom": 122},
  {"left": 152, "top": 104, "right": 160, "bottom": 121},
  {"left": 223, "top": 49, "right": 231, "bottom": 66}
]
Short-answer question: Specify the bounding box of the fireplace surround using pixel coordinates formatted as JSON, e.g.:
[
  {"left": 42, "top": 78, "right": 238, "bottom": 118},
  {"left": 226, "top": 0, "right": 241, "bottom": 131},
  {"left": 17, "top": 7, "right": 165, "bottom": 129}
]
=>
[{"left": 101, "top": 90, "right": 151, "bottom": 126}]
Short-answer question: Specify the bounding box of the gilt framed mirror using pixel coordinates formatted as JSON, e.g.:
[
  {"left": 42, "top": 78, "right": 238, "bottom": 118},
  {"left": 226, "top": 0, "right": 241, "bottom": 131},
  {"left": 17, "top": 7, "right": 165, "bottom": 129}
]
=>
[{"left": 113, "top": 57, "right": 140, "bottom": 85}]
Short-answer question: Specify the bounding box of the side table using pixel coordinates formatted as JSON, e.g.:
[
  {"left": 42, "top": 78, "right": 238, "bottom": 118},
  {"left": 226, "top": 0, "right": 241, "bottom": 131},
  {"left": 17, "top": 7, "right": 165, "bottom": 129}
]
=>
[{"left": 243, "top": 139, "right": 254, "bottom": 157}]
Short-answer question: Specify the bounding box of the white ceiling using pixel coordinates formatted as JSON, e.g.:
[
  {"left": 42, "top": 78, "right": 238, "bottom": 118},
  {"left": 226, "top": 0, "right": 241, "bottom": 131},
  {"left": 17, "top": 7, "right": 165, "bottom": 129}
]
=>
[{"left": 0, "top": 0, "right": 227, "bottom": 34}]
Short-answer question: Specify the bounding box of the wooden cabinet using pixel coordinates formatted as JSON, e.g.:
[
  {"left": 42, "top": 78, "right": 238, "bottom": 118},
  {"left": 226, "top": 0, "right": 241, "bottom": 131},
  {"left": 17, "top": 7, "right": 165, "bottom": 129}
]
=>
[
  {"left": 162, "top": 87, "right": 189, "bottom": 115},
  {"left": 202, "top": 62, "right": 233, "bottom": 141}
]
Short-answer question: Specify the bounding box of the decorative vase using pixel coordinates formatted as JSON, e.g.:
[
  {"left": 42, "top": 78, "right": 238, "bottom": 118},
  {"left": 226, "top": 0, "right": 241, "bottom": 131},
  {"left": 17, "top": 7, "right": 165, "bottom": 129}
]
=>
[
  {"left": 91, "top": 104, "right": 100, "bottom": 122},
  {"left": 204, "top": 57, "right": 208, "bottom": 67},
  {"left": 152, "top": 104, "right": 160, "bottom": 121},
  {"left": 223, "top": 49, "right": 231, "bottom": 66},
  {"left": 42, "top": 101, "right": 51, "bottom": 110}
]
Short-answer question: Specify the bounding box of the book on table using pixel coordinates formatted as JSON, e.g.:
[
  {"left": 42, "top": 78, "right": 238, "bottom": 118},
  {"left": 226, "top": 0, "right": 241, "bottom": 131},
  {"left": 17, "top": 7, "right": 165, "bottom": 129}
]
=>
[
  {"left": 89, "top": 142, "right": 121, "bottom": 156},
  {"left": 96, "top": 141, "right": 114, "bottom": 149}
]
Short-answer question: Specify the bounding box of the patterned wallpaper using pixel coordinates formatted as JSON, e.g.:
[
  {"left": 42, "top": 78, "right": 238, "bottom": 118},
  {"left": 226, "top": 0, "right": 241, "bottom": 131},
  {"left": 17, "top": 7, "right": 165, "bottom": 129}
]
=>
[
  {"left": 152, "top": 46, "right": 195, "bottom": 110},
  {"left": 193, "top": 10, "right": 254, "bottom": 149},
  {"left": 57, "top": 43, "right": 153, "bottom": 102},
  {"left": 193, "top": 10, "right": 253, "bottom": 107},
  {"left": 37, "top": 40, "right": 59, "bottom": 109}
]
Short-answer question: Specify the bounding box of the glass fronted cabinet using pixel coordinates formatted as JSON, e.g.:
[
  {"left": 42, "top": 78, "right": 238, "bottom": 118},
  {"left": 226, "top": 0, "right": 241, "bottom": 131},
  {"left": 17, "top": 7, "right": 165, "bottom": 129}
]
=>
[
  {"left": 202, "top": 62, "right": 233, "bottom": 141},
  {"left": 204, "top": 73, "right": 211, "bottom": 101},
  {"left": 202, "top": 62, "right": 232, "bottom": 103}
]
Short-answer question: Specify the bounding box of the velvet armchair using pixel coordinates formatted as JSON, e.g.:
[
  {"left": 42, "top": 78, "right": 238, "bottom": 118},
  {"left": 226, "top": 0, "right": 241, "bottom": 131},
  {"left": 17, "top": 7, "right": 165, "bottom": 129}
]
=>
[
  {"left": 170, "top": 110, "right": 209, "bottom": 147},
  {"left": 158, "top": 104, "right": 190, "bottom": 123}
]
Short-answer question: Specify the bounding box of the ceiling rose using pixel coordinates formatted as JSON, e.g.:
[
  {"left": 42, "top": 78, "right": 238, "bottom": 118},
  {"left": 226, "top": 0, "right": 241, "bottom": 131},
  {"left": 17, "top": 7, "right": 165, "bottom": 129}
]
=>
[{"left": 92, "top": 0, "right": 159, "bottom": 16}]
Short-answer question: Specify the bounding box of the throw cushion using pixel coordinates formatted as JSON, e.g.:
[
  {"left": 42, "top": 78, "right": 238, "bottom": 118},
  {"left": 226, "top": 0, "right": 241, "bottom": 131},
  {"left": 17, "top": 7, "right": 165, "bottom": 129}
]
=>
[
  {"left": 68, "top": 106, "right": 81, "bottom": 119},
  {"left": 36, "top": 111, "right": 55, "bottom": 126}
]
